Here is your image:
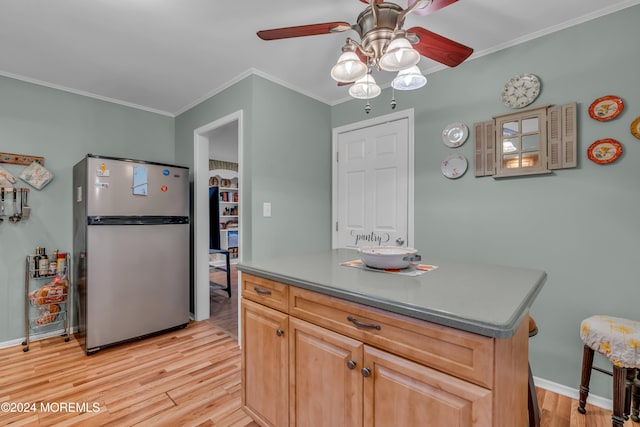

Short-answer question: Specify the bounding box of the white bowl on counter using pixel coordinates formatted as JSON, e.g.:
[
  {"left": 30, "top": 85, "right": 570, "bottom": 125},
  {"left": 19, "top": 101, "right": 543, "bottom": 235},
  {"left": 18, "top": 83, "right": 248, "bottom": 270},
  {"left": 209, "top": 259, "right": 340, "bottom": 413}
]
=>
[{"left": 357, "top": 246, "right": 421, "bottom": 270}]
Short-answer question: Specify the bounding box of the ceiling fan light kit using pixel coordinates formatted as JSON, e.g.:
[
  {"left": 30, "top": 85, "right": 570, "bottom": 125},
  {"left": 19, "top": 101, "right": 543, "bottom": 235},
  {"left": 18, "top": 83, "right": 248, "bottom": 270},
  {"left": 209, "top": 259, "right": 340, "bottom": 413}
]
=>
[
  {"left": 348, "top": 74, "right": 382, "bottom": 99},
  {"left": 391, "top": 65, "right": 427, "bottom": 90},
  {"left": 378, "top": 36, "right": 421, "bottom": 71},
  {"left": 330, "top": 47, "right": 369, "bottom": 83},
  {"left": 258, "top": 0, "right": 473, "bottom": 107}
]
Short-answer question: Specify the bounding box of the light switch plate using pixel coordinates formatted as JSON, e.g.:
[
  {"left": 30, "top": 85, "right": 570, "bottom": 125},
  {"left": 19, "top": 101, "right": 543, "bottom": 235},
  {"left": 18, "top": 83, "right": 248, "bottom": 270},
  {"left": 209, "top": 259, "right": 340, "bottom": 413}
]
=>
[{"left": 263, "top": 202, "right": 272, "bottom": 217}]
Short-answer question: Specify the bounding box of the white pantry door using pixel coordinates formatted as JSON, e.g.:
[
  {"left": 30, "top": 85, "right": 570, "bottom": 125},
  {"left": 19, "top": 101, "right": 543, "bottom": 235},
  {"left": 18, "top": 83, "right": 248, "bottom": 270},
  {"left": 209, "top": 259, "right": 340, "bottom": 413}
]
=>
[{"left": 335, "top": 117, "right": 410, "bottom": 249}]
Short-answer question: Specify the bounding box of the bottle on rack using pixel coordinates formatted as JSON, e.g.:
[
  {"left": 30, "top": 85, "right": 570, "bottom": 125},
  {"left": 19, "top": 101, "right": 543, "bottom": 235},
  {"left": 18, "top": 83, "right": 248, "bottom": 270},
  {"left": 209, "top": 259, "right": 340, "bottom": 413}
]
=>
[
  {"left": 38, "top": 248, "right": 49, "bottom": 277},
  {"left": 33, "top": 247, "right": 42, "bottom": 278},
  {"left": 49, "top": 249, "right": 59, "bottom": 275},
  {"left": 56, "top": 253, "right": 67, "bottom": 276}
]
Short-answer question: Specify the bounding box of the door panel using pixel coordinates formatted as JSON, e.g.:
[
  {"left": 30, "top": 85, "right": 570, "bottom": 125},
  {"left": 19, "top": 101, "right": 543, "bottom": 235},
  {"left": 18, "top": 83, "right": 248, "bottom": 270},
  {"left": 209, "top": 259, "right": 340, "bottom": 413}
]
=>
[
  {"left": 242, "top": 299, "right": 289, "bottom": 427},
  {"left": 337, "top": 118, "right": 409, "bottom": 248},
  {"left": 290, "top": 317, "right": 363, "bottom": 427},
  {"left": 86, "top": 223, "right": 189, "bottom": 349},
  {"left": 86, "top": 157, "right": 189, "bottom": 217},
  {"left": 363, "top": 345, "right": 492, "bottom": 427}
]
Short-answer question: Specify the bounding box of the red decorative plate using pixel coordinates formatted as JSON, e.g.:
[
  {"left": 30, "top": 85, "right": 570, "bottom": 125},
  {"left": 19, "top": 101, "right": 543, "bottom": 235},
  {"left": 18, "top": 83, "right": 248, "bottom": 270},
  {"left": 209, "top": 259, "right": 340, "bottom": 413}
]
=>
[
  {"left": 587, "top": 139, "right": 623, "bottom": 164},
  {"left": 588, "top": 95, "right": 624, "bottom": 121}
]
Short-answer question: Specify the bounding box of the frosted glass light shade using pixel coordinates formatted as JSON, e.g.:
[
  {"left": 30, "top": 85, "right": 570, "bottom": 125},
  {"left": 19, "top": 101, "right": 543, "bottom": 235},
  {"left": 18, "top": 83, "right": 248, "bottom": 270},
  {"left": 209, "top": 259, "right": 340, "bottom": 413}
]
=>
[
  {"left": 391, "top": 66, "right": 427, "bottom": 90},
  {"left": 348, "top": 74, "right": 381, "bottom": 99},
  {"left": 331, "top": 51, "right": 368, "bottom": 83},
  {"left": 379, "top": 37, "right": 420, "bottom": 71}
]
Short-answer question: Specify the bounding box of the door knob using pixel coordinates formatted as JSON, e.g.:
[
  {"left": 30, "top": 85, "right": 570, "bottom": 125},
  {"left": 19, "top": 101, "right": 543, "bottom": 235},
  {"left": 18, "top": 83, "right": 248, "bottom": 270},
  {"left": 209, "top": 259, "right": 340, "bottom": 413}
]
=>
[
  {"left": 276, "top": 329, "right": 284, "bottom": 337},
  {"left": 347, "top": 360, "right": 357, "bottom": 370},
  {"left": 361, "top": 367, "right": 371, "bottom": 377},
  {"left": 395, "top": 237, "right": 405, "bottom": 245}
]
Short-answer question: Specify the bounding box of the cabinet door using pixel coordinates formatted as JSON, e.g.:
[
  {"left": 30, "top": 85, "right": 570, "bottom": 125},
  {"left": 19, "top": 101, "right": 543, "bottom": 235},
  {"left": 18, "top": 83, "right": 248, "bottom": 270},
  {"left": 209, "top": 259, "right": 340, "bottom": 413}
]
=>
[
  {"left": 289, "top": 317, "right": 363, "bottom": 427},
  {"left": 242, "top": 298, "right": 289, "bottom": 427},
  {"left": 363, "top": 345, "right": 492, "bottom": 427}
]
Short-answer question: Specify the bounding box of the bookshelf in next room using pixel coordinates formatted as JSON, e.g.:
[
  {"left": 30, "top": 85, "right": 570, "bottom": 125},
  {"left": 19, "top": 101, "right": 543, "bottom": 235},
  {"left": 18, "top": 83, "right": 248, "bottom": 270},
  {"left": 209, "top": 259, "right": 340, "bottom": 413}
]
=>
[{"left": 209, "top": 169, "right": 238, "bottom": 265}]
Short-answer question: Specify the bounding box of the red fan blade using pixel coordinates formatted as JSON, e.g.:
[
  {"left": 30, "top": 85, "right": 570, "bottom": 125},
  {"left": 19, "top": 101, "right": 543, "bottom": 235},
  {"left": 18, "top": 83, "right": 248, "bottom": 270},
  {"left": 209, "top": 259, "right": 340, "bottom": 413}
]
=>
[
  {"left": 408, "top": 0, "right": 458, "bottom": 16},
  {"left": 408, "top": 26, "right": 473, "bottom": 67},
  {"left": 257, "top": 22, "right": 351, "bottom": 40}
]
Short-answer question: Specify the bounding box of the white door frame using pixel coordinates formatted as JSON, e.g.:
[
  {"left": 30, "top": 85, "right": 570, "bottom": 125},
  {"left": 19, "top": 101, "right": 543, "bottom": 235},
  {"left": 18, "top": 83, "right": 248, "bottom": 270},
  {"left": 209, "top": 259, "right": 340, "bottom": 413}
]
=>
[
  {"left": 193, "top": 110, "right": 243, "bottom": 322},
  {"left": 331, "top": 108, "right": 415, "bottom": 249}
]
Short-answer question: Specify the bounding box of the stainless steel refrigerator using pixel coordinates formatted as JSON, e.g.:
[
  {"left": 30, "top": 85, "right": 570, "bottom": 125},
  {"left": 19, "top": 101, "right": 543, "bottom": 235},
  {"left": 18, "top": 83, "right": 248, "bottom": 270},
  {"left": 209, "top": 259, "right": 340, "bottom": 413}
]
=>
[{"left": 73, "top": 154, "right": 190, "bottom": 354}]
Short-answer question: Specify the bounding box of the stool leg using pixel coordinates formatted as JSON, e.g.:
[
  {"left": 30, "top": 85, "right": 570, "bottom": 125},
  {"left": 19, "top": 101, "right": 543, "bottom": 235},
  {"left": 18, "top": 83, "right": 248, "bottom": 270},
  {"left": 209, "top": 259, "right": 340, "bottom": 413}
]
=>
[
  {"left": 578, "top": 345, "right": 594, "bottom": 414},
  {"left": 528, "top": 363, "right": 540, "bottom": 427},
  {"left": 631, "top": 369, "right": 640, "bottom": 423},
  {"left": 612, "top": 365, "right": 626, "bottom": 427},
  {"left": 225, "top": 252, "right": 231, "bottom": 298}
]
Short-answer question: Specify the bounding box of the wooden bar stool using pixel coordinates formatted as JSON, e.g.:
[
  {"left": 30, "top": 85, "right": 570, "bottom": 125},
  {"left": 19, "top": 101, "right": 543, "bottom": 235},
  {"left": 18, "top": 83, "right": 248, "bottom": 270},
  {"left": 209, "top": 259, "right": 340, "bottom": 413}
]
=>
[{"left": 577, "top": 315, "right": 640, "bottom": 427}]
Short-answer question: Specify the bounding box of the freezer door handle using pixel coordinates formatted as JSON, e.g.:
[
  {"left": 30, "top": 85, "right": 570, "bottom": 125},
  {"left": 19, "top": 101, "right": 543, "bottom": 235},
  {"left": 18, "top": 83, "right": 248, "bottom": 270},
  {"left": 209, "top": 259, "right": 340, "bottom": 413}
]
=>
[{"left": 87, "top": 216, "right": 189, "bottom": 225}]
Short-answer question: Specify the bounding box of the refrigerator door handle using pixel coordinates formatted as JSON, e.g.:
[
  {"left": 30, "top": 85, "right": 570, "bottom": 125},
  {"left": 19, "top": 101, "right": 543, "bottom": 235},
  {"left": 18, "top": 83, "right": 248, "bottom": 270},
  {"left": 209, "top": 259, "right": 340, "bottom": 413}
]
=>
[{"left": 87, "top": 216, "right": 189, "bottom": 226}]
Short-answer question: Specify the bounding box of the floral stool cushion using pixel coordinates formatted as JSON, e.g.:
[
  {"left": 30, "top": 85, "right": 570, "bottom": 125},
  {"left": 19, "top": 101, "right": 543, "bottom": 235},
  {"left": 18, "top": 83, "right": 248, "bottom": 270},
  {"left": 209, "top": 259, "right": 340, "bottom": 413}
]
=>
[{"left": 580, "top": 315, "right": 640, "bottom": 368}]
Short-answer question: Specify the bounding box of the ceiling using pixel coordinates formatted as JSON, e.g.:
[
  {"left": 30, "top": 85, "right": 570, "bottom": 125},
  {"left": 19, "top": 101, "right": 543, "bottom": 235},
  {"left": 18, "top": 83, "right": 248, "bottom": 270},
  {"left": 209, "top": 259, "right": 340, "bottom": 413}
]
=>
[{"left": 1, "top": 0, "right": 638, "bottom": 117}]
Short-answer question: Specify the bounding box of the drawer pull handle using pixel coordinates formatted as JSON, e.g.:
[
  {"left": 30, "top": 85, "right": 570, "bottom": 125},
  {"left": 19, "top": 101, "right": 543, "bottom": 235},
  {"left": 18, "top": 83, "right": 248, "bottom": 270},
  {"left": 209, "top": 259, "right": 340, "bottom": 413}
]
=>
[
  {"left": 347, "top": 316, "right": 381, "bottom": 330},
  {"left": 276, "top": 329, "right": 284, "bottom": 337},
  {"left": 361, "top": 367, "right": 371, "bottom": 377},
  {"left": 347, "top": 360, "right": 357, "bottom": 370},
  {"left": 254, "top": 287, "right": 272, "bottom": 295}
]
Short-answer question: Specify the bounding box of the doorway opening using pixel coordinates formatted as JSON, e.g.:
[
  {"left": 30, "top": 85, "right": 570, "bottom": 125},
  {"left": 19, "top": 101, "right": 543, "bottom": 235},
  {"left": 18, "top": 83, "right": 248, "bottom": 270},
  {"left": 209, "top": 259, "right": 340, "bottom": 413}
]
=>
[{"left": 193, "top": 110, "right": 243, "bottom": 341}]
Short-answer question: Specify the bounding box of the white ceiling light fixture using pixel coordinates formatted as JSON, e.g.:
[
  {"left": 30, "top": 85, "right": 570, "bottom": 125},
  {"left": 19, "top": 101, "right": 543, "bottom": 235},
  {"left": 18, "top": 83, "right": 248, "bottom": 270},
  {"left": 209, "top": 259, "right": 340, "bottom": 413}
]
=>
[
  {"left": 379, "top": 36, "right": 420, "bottom": 71},
  {"left": 392, "top": 65, "right": 427, "bottom": 90},
  {"left": 331, "top": 45, "right": 368, "bottom": 83},
  {"left": 348, "top": 74, "right": 381, "bottom": 99}
]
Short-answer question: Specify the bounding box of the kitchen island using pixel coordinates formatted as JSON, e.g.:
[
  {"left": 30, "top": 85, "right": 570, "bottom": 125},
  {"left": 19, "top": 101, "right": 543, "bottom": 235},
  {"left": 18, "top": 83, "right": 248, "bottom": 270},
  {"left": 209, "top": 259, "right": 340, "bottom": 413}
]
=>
[{"left": 238, "top": 249, "right": 546, "bottom": 427}]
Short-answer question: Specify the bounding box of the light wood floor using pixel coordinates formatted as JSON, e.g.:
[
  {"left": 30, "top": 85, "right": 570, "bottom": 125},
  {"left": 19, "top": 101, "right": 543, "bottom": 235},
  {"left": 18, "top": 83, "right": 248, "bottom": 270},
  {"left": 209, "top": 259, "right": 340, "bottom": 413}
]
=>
[
  {"left": 208, "top": 265, "right": 239, "bottom": 339},
  {"left": 1, "top": 266, "right": 635, "bottom": 426},
  {"left": 0, "top": 321, "right": 258, "bottom": 426}
]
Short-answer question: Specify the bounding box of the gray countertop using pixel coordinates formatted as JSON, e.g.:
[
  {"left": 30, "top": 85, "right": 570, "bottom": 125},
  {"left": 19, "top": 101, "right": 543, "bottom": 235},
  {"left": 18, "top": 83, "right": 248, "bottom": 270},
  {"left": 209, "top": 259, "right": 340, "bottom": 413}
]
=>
[{"left": 238, "top": 249, "right": 546, "bottom": 338}]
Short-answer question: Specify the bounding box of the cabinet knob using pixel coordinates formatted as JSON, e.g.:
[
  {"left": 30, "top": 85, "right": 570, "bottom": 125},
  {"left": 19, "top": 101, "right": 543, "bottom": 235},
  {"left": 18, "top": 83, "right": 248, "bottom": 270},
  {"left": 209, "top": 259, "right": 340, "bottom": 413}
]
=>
[
  {"left": 396, "top": 237, "right": 405, "bottom": 245},
  {"left": 361, "top": 367, "right": 371, "bottom": 377},
  {"left": 347, "top": 360, "right": 357, "bottom": 370},
  {"left": 276, "top": 329, "right": 284, "bottom": 337}
]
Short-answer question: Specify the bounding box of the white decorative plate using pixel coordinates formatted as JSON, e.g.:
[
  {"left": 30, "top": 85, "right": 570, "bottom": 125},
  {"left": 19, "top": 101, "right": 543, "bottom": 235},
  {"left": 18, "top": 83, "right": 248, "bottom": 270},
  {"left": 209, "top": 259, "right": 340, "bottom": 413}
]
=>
[
  {"left": 442, "top": 122, "right": 469, "bottom": 147},
  {"left": 501, "top": 74, "right": 541, "bottom": 109},
  {"left": 441, "top": 154, "right": 467, "bottom": 179}
]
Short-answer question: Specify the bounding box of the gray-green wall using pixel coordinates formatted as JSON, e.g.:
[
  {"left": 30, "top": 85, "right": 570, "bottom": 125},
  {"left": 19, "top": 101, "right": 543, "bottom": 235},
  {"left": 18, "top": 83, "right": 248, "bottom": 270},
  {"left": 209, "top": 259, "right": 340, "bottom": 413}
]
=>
[
  {"left": 333, "top": 5, "right": 640, "bottom": 399},
  {"left": 0, "top": 76, "right": 174, "bottom": 344},
  {"left": 1, "top": 4, "right": 637, "bottom": 402},
  {"left": 174, "top": 75, "right": 332, "bottom": 264}
]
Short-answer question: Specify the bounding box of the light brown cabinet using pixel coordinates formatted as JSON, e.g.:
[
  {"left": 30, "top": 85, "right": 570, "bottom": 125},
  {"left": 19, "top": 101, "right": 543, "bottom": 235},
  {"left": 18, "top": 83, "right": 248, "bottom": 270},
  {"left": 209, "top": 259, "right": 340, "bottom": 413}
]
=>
[
  {"left": 242, "top": 298, "right": 289, "bottom": 427},
  {"left": 241, "top": 273, "right": 529, "bottom": 427}
]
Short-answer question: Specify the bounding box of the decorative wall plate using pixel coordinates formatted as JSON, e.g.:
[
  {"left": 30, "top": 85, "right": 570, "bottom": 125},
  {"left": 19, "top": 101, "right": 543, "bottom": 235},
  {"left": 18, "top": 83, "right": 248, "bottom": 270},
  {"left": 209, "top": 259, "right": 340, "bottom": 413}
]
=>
[
  {"left": 441, "top": 154, "right": 467, "bottom": 179},
  {"left": 631, "top": 117, "right": 640, "bottom": 140},
  {"left": 501, "top": 74, "right": 541, "bottom": 109},
  {"left": 588, "top": 95, "right": 624, "bottom": 121},
  {"left": 587, "top": 139, "right": 622, "bottom": 164},
  {"left": 442, "top": 122, "right": 469, "bottom": 147}
]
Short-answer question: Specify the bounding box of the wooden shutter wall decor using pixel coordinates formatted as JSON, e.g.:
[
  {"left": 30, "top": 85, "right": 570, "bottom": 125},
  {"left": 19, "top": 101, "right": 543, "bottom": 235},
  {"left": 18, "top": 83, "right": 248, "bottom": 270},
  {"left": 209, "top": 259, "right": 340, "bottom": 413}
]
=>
[
  {"left": 548, "top": 102, "right": 577, "bottom": 169},
  {"left": 474, "top": 102, "right": 576, "bottom": 177},
  {"left": 473, "top": 121, "right": 495, "bottom": 177}
]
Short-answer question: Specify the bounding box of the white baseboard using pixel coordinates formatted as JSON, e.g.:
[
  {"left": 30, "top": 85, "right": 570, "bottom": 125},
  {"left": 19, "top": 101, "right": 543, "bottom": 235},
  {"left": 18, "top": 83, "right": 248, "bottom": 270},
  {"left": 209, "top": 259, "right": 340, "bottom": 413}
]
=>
[
  {"left": 0, "top": 328, "right": 76, "bottom": 350},
  {"left": 534, "top": 376, "right": 612, "bottom": 410}
]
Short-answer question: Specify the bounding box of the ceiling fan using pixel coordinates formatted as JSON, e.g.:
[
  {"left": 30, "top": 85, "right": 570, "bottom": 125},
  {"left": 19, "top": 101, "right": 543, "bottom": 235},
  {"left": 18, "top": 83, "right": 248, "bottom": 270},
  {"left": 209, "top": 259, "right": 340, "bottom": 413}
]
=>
[{"left": 257, "top": 0, "right": 473, "bottom": 99}]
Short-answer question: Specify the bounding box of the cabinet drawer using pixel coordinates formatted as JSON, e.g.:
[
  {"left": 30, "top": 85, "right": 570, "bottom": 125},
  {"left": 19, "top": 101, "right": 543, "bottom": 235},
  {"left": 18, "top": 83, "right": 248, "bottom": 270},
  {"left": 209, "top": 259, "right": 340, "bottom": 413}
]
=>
[
  {"left": 242, "top": 274, "right": 289, "bottom": 312},
  {"left": 289, "top": 287, "right": 494, "bottom": 388}
]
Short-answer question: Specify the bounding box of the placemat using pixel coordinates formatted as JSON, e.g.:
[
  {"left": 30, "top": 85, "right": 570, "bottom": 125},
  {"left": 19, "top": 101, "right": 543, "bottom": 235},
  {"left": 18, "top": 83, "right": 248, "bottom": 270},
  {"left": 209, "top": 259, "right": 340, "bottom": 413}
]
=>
[{"left": 340, "top": 260, "right": 438, "bottom": 277}]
